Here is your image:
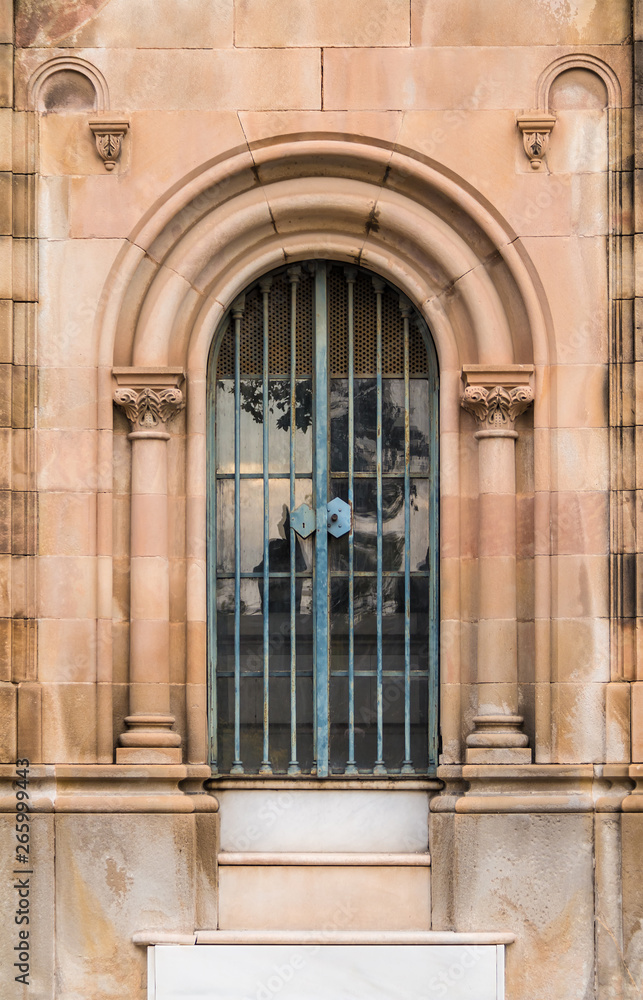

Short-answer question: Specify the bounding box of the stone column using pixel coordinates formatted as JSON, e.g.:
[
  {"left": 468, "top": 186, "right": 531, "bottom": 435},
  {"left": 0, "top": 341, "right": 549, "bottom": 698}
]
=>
[
  {"left": 460, "top": 365, "right": 534, "bottom": 764},
  {"left": 113, "top": 368, "right": 185, "bottom": 763}
]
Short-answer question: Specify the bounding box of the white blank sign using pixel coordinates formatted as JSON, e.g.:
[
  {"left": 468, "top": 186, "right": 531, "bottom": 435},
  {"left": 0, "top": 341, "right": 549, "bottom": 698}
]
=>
[{"left": 149, "top": 944, "right": 504, "bottom": 1000}]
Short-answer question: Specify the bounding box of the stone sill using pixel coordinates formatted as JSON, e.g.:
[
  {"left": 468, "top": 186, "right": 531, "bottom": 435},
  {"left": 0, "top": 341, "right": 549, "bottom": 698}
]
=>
[
  {"left": 133, "top": 930, "right": 516, "bottom": 947},
  {"left": 217, "top": 852, "right": 431, "bottom": 866}
]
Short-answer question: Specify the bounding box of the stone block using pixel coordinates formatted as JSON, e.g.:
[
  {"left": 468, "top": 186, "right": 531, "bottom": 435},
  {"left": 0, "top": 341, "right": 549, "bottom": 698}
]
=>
[
  {"left": 37, "top": 238, "right": 124, "bottom": 368},
  {"left": 218, "top": 864, "right": 431, "bottom": 931},
  {"left": 465, "top": 747, "right": 532, "bottom": 764},
  {"left": 36, "top": 429, "right": 98, "bottom": 492},
  {"left": 63, "top": 0, "right": 234, "bottom": 49},
  {"left": 38, "top": 618, "right": 98, "bottom": 683},
  {"left": 236, "top": 0, "right": 410, "bottom": 47},
  {"left": 430, "top": 812, "right": 595, "bottom": 1000},
  {"left": 0, "top": 44, "right": 12, "bottom": 107},
  {"left": 605, "top": 681, "right": 630, "bottom": 763},
  {"left": 551, "top": 618, "right": 610, "bottom": 683},
  {"left": 12, "top": 363, "right": 36, "bottom": 428},
  {"left": 324, "top": 46, "right": 539, "bottom": 112},
  {"left": 622, "top": 814, "right": 643, "bottom": 999},
  {"left": 11, "top": 489, "right": 37, "bottom": 555},
  {"left": 552, "top": 554, "right": 609, "bottom": 619},
  {"left": 41, "top": 682, "right": 96, "bottom": 762},
  {"left": 0, "top": 0, "right": 12, "bottom": 44},
  {"left": 17, "top": 681, "right": 41, "bottom": 760},
  {"left": 0, "top": 616, "right": 9, "bottom": 680},
  {"left": 552, "top": 681, "right": 606, "bottom": 763},
  {"left": 632, "top": 682, "right": 643, "bottom": 762},
  {"left": 0, "top": 170, "right": 10, "bottom": 235},
  {"left": 115, "top": 747, "right": 182, "bottom": 763},
  {"left": 37, "top": 555, "right": 96, "bottom": 619},
  {"left": 554, "top": 428, "right": 610, "bottom": 492},
  {"left": 411, "top": 0, "right": 630, "bottom": 46},
  {"left": 38, "top": 491, "right": 95, "bottom": 557},
  {"left": 12, "top": 173, "right": 36, "bottom": 238},
  {"left": 76, "top": 48, "right": 322, "bottom": 112},
  {"left": 0, "top": 813, "right": 55, "bottom": 999},
  {"left": 0, "top": 298, "right": 11, "bottom": 362},
  {"left": 54, "top": 813, "right": 198, "bottom": 998},
  {"left": 0, "top": 679, "right": 16, "bottom": 757}
]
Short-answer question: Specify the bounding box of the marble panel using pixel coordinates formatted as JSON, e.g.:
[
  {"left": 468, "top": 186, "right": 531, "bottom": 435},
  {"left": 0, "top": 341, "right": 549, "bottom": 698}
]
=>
[
  {"left": 218, "top": 790, "right": 429, "bottom": 853},
  {"left": 218, "top": 866, "right": 431, "bottom": 931},
  {"left": 151, "top": 944, "right": 503, "bottom": 1000}
]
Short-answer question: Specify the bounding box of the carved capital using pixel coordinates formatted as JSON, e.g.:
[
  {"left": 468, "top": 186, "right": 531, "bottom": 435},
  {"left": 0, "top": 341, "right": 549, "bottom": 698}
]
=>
[
  {"left": 114, "top": 386, "right": 184, "bottom": 431},
  {"left": 461, "top": 365, "right": 534, "bottom": 431},
  {"left": 112, "top": 367, "right": 185, "bottom": 434},
  {"left": 516, "top": 114, "right": 556, "bottom": 170},
  {"left": 89, "top": 119, "right": 129, "bottom": 171}
]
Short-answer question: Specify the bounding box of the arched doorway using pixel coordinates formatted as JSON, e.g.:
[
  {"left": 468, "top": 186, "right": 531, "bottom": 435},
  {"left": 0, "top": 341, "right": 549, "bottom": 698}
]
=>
[{"left": 208, "top": 260, "right": 439, "bottom": 777}]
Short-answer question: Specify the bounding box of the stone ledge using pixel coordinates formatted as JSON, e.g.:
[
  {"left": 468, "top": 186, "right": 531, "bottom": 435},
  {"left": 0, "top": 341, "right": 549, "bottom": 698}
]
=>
[
  {"left": 133, "top": 930, "right": 517, "bottom": 946},
  {"left": 433, "top": 764, "right": 635, "bottom": 814},
  {"left": 0, "top": 764, "right": 218, "bottom": 813}
]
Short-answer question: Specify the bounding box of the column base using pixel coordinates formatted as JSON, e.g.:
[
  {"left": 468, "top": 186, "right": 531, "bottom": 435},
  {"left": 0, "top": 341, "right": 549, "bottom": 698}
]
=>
[
  {"left": 118, "top": 714, "right": 183, "bottom": 763},
  {"left": 116, "top": 747, "right": 183, "bottom": 764},
  {"left": 465, "top": 747, "right": 532, "bottom": 764},
  {"left": 465, "top": 715, "right": 530, "bottom": 764}
]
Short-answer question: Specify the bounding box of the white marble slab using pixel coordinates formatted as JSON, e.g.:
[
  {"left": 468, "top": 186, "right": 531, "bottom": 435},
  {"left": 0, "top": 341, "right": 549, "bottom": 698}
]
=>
[
  {"left": 217, "top": 790, "right": 429, "bottom": 852},
  {"left": 150, "top": 944, "right": 503, "bottom": 1000}
]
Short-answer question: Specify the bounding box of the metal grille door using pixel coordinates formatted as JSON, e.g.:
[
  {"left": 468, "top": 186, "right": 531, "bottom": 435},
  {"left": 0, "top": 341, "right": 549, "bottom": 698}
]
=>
[{"left": 208, "top": 261, "right": 438, "bottom": 776}]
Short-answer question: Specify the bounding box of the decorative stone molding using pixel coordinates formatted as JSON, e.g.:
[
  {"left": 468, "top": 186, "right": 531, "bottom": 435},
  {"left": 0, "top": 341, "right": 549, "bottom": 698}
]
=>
[
  {"left": 28, "top": 55, "right": 110, "bottom": 111},
  {"left": 113, "top": 367, "right": 185, "bottom": 435},
  {"left": 89, "top": 119, "right": 129, "bottom": 171},
  {"left": 516, "top": 114, "right": 556, "bottom": 169},
  {"left": 461, "top": 365, "right": 534, "bottom": 432}
]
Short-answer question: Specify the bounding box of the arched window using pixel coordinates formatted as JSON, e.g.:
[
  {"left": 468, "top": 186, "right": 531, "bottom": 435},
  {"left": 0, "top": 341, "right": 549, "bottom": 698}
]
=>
[{"left": 207, "top": 261, "right": 438, "bottom": 776}]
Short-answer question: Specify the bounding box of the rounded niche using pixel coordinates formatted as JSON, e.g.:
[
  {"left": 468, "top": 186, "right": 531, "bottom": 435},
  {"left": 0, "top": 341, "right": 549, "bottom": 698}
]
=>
[{"left": 37, "top": 69, "right": 98, "bottom": 113}]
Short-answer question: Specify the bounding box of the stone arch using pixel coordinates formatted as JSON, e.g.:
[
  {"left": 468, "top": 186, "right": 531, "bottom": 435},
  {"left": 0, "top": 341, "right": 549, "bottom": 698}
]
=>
[
  {"left": 98, "top": 136, "right": 552, "bottom": 375},
  {"left": 28, "top": 55, "right": 109, "bottom": 113},
  {"left": 97, "top": 135, "right": 555, "bottom": 764}
]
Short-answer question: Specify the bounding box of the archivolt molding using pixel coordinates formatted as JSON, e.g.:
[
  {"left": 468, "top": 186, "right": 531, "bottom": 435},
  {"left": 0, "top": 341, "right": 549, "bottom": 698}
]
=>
[
  {"left": 96, "top": 136, "right": 552, "bottom": 380},
  {"left": 28, "top": 55, "right": 110, "bottom": 112},
  {"left": 536, "top": 52, "right": 621, "bottom": 111}
]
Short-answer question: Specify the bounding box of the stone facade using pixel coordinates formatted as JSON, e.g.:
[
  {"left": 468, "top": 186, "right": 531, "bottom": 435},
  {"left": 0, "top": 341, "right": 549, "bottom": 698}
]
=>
[{"left": 0, "top": 1, "right": 642, "bottom": 997}]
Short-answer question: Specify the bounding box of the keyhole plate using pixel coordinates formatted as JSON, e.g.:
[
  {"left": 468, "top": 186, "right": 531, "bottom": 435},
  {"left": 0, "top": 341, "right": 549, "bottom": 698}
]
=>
[{"left": 290, "top": 503, "right": 315, "bottom": 538}]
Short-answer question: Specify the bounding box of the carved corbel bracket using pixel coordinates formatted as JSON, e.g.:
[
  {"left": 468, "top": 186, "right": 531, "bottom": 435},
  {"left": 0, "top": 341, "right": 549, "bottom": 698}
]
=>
[
  {"left": 461, "top": 365, "right": 534, "bottom": 432},
  {"left": 516, "top": 114, "right": 556, "bottom": 170},
  {"left": 113, "top": 367, "right": 185, "bottom": 435},
  {"left": 89, "top": 118, "right": 129, "bottom": 171}
]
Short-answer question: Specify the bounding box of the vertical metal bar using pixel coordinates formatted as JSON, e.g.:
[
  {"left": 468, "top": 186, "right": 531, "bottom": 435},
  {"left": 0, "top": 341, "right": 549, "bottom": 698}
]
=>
[
  {"left": 401, "top": 300, "right": 414, "bottom": 773},
  {"left": 314, "top": 263, "right": 329, "bottom": 776},
  {"left": 373, "top": 277, "right": 386, "bottom": 774},
  {"left": 259, "top": 278, "right": 272, "bottom": 774},
  {"left": 344, "top": 268, "right": 358, "bottom": 774},
  {"left": 207, "top": 330, "right": 221, "bottom": 773},
  {"left": 230, "top": 300, "right": 245, "bottom": 774},
  {"left": 287, "top": 267, "right": 301, "bottom": 775},
  {"left": 428, "top": 334, "right": 439, "bottom": 772}
]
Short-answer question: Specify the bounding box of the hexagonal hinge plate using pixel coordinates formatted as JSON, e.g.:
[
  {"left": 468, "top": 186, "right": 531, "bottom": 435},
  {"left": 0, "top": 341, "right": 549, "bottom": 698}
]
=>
[
  {"left": 326, "top": 497, "right": 352, "bottom": 537},
  {"left": 290, "top": 500, "right": 352, "bottom": 539}
]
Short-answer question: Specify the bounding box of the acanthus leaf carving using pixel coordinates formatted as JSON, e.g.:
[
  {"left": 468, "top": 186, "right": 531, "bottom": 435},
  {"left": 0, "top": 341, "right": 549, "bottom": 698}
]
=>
[
  {"left": 89, "top": 119, "right": 129, "bottom": 171},
  {"left": 114, "top": 386, "right": 184, "bottom": 432},
  {"left": 461, "top": 383, "right": 534, "bottom": 430}
]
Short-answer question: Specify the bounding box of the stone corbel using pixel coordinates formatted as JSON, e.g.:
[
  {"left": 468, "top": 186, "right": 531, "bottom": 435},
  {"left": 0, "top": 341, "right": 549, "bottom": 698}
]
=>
[
  {"left": 89, "top": 118, "right": 129, "bottom": 171},
  {"left": 516, "top": 114, "right": 556, "bottom": 170}
]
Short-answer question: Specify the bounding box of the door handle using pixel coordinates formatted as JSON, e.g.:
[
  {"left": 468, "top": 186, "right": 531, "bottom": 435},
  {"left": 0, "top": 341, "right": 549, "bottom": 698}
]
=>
[{"left": 290, "top": 499, "right": 352, "bottom": 539}]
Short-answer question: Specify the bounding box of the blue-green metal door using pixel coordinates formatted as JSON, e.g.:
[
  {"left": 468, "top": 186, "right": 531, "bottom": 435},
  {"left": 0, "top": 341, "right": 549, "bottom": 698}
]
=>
[{"left": 208, "top": 261, "right": 438, "bottom": 777}]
